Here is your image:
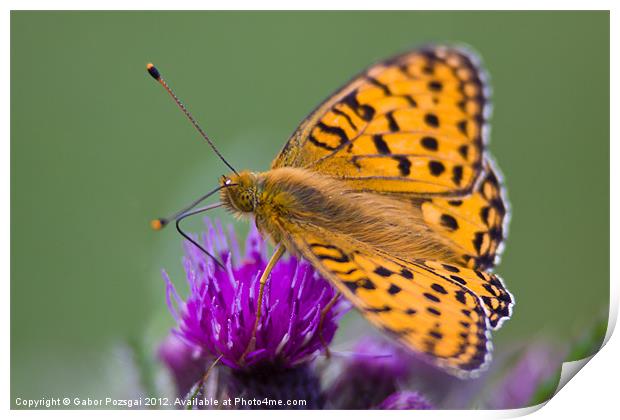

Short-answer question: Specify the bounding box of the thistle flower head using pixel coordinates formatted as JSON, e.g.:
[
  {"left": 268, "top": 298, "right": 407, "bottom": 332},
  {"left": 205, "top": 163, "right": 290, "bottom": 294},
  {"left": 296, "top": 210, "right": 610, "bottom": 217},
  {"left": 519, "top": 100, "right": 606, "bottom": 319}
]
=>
[
  {"left": 325, "top": 336, "right": 417, "bottom": 409},
  {"left": 163, "top": 220, "right": 346, "bottom": 371}
]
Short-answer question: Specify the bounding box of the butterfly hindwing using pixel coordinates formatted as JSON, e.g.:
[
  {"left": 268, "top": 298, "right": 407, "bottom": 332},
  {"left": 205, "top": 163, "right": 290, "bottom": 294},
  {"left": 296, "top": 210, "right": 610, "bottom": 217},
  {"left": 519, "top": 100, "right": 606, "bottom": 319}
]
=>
[
  {"left": 420, "top": 159, "right": 509, "bottom": 271},
  {"left": 418, "top": 260, "right": 513, "bottom": 329},
  {"left": 288, "top": 231, "right": 494, "bottom": 376},
  {"left": 272, "top": 45, "right": 489, "bottom": 197}
]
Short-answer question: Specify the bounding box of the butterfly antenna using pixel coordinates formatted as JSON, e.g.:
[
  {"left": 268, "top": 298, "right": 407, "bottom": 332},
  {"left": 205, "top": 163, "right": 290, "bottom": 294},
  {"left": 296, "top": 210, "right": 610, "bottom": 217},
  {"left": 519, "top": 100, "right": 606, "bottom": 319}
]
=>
[
  {"left": 150, "top": 184, "right": 227, "bottom": 231},
  {"left": 146, "top": 63, "right": 239, "bottom": 176},
  {"left": 151, "top": 182, "right": 237, "bottom": 269},
  {"left": 175, "top": 203, "right": 226, "bottom": 270},
  {"left": 153, "top": 201, "right": 226, "bottom": 270}
]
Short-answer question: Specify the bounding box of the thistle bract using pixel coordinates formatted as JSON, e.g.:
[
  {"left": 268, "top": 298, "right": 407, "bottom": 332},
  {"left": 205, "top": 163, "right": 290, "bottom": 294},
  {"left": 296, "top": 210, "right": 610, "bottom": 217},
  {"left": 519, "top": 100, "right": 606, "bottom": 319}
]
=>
[{"left": 378, "top": 391, "right": 434, "bottom": 410}]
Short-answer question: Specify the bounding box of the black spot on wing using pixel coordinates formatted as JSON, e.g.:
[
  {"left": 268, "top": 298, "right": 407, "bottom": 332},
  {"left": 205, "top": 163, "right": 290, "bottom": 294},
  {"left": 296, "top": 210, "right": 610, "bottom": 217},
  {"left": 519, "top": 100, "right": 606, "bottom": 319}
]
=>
[
  {"left": 367, "top": 305, "right": 392, "bottom": 313},
  {"left": 396, "top": 156, "right": 412, "bottom": 176},
  {"left": 425, "top": 113, "right": 440, "bottom": 128},
  {"left": 332, "top": 108, "right": 358, "bottom": 131},
  {"left": 440, "top": 214, "right": 459, "bottom": 231},
  {"left": 359, "top": 278, "right": 376, "bottom": 290},
  {"left": 420, "top": 136, "right": 439, "bottom": 151},
  {"left": 480, "top": 206, "right": 490, "bottom": 226},
  {"left": 308, "top": 134, "right": 338, "bottom": 151},
  {"left": 450, "top": 275, "right": 467, "bottom": 286},
  {"left": 452, "top": 165, "right": 464, "bottom": 186},
  {"left": 427, "top": 307, "right": 441, "bottom": 316},
  {"left": 343, "top": 278, "right": 376, "bottom": 293},
  {"left": 429, "top": 160, "right": 445, "bottom": 176},
  {"left": 491, "top": 198, "right": 507, "bottom": 217},
  {"left": 309, "top": 243, "right": 339, "bottom": 250},
  {"left": 386, "top": 111, "right": 400, "bottom": 132},
  {"left": 424, "top": 293, "right": 440, "bottom": 303},
  {"left": 341, "top": 90, "right": 375, "bottom": 122},
  {"left": 431, "top": 283, "right": 448, "bottom": 294},
  {"left": 473, "top": 232, "right": 485, "bottom": 253},
  {"left": 317, "top": 122, "right": 349, "bottom": 146},
  {"left": 387, "top": 284, "right": 402, "bottom": 295},
  {"left": 458, "top": 145, "right": 469, "bottom": 159},
  {"left": 457, "top": 120, "right": 468, "bottom": 136},
  {"left": 332, "top": 267, "right": 358, "bottom": 276},
  {"left": 475, "top": 270, "right": 488, "bottom": 282},
  {"left": 343, "top": 281, "right": 358, "bottom": 293},
  {"left": 316, "top": 251, "right": 350, "bottom": 263},
  {"left": 374, "top": 266, "right": 393, "bottom": 277},
  {"left": 442, "top": 264, "right": 460, "bottom": 273},
  {"left": 404, "top": 95, "right": 418, "bottom": 107},
  {"left": 366, "top": 76, "right": 391, "bottom": 95},
  {"left": 429, "top": 330, "right": 443, "bottom": 340},
  {"left": 428, "top": 80, "right": 443, "bottom": 92},
  {"left": 489, "top": 226, "right": 503, "bottom": 241},
  {"left": 372, "top": 135, "right": 391, "bottom": 154}
]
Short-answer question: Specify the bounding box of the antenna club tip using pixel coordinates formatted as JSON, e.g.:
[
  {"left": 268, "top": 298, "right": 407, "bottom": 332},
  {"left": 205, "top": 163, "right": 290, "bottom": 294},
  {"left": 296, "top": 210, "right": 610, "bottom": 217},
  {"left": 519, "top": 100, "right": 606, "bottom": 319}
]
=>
[
  {"left": 146, "top": 63, "right": 161, "bottom": 80},
  {"left": 150, "top": 218, "right": 166, "bottom": 231}
]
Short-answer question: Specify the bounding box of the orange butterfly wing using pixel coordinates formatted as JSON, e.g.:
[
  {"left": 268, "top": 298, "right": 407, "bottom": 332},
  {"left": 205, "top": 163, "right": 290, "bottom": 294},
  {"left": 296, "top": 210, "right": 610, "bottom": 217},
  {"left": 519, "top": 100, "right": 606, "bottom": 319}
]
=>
[{"left": 272, "top": 45, "right": 490, "bottom": 196}]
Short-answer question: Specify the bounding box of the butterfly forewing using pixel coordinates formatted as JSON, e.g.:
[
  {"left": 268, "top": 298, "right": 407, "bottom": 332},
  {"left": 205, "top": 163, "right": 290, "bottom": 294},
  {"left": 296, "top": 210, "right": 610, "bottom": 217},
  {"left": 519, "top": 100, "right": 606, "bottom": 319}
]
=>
[
  {"left": 420, "top": 159, "right": 509, "bottom": 271},
  {"left": 272, "top": 45, "right": 489, "bottom": 197}
]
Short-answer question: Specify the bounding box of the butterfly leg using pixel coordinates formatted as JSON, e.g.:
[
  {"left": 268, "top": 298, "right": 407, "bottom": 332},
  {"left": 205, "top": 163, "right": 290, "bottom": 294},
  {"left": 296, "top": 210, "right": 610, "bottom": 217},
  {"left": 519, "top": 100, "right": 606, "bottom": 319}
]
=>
[
  {"left": 239, "top": 244, "right": 285, "bottom": 364},
  {"left": 318, "top": 292, "right": 341, "bottom": 358}
]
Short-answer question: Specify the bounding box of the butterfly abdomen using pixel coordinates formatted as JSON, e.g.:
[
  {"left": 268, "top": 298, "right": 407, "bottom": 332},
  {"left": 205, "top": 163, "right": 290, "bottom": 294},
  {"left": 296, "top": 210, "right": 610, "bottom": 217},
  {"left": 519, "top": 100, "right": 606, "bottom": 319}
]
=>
[{"left": 253, "top": 167, "right": 457, "bottom": 262}]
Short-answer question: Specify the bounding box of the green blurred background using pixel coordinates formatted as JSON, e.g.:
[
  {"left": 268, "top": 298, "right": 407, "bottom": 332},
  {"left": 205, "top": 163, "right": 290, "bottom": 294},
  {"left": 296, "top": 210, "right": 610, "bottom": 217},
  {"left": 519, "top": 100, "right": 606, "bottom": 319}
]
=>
[{"left": 11, "top": 11, "right": 609, "bottom": 403}]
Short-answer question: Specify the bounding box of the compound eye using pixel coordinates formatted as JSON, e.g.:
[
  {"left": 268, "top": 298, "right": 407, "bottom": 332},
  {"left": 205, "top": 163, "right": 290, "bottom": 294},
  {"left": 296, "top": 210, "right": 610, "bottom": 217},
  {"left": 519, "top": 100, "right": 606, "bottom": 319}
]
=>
[{"left": 239, "top": 192, "right": 254, "bottom": 212}]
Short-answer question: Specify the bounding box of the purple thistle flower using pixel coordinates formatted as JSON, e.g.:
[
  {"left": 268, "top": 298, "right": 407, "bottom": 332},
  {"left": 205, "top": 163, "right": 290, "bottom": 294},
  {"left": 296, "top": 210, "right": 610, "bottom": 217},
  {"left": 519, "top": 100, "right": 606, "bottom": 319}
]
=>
[
  {"left": 325, "top": 336, "right": 418, "bottom": 409},
  {"left": 377, "top": 391, "right": 434, "bottom": 410},
  {"left": 163, "top": 219, "right": 346, "bottom": 371}
]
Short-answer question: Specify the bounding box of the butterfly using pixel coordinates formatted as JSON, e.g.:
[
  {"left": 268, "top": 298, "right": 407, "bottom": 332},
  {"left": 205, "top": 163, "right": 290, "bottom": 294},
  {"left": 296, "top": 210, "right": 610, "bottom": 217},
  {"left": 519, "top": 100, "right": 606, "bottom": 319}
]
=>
[{"left": 149, "top": 45, "right": 513, "bottom": 378}]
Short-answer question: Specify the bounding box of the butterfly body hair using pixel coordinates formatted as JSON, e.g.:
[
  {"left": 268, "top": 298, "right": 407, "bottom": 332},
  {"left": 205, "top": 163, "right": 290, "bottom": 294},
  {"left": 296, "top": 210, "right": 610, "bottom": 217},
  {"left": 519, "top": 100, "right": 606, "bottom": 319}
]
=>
[{"left": 222, "top": 167, "right": 456, "bottom": 263}]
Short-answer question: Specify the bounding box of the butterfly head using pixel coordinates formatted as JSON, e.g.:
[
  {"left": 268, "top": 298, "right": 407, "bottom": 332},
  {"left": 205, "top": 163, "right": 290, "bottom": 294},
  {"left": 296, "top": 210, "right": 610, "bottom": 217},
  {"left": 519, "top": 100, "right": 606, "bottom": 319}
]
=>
[{"left": 220, "top": 171, "right": 259, "bottom": 214}]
